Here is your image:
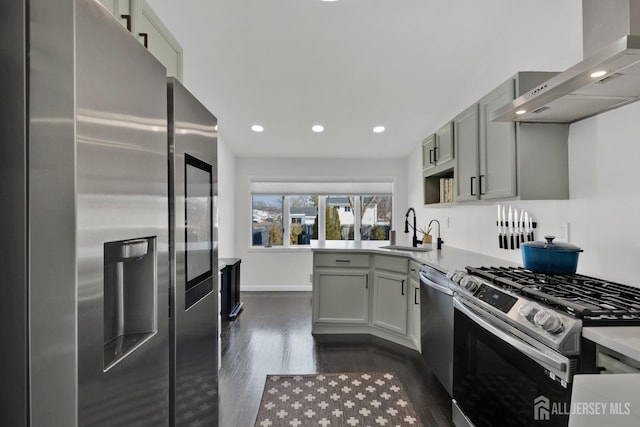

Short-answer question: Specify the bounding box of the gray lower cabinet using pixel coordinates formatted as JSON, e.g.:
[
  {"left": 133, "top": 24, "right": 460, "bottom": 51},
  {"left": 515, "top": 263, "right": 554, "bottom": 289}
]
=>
[
  {"left": 372, "top": 271, "right": 408, "bottom": 335},
  {"left": 407, "top": 264, "right": 421, "bottom": 351},
  {"left": 313, "top": 268, "right": 369, "bottom": 325},
  {"left": 312, "top": 252, "right": 419, "bottom": 352}
]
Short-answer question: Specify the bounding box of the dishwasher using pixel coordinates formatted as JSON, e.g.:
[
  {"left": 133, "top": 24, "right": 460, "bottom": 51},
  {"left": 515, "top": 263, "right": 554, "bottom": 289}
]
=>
[{"left": 420, "top": 264, "right": 454, "bottom": 396}]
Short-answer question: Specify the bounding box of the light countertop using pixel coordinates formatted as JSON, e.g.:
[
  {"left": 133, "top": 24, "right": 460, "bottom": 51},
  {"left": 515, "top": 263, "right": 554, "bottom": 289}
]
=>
[
  {"left": 583, "top": 327, "right": 640, "bottom": 363},
  {"left": 310, "top": 239, "right": 518, "bottom": 274}
]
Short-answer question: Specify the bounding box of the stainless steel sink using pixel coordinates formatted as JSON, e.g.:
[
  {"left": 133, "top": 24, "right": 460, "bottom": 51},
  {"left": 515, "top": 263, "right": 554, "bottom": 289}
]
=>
[{"left": 379, "top": 245, "right": 433, "bottom": 252}]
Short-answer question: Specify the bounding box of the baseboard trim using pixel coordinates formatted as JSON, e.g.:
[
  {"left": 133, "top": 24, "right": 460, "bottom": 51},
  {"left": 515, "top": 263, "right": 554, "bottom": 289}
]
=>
[{"left": 242, "top": 284, "right": 312, "bottom": 292}]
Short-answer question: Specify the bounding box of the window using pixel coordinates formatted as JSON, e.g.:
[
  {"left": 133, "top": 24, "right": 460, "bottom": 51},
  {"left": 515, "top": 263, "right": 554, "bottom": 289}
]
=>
[
  {"left": 252, "top": 195, "right": 283, "bottom": 246},
  {"left": 360, "top": 195, "right": 391, "bottom": 240},
  {"left": 288, "top": 195, "right": 316, "bottom": 245},
  {"left": 250, "top": 180, "right": 393, "bottom": 247},
  {"left": 326, "top": 196, "right": 354, "bottom": 240}
]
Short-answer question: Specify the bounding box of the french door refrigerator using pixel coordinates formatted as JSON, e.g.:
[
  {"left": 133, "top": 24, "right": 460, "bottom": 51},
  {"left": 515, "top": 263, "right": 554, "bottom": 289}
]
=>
[{"left": 0, "top": 1, "right": 218, "bottom": 426}]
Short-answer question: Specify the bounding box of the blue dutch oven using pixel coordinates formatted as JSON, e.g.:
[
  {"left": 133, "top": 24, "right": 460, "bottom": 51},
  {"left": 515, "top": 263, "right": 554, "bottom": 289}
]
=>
[{"left": 521, "top": 236, "right": 584, "bottom": 275}]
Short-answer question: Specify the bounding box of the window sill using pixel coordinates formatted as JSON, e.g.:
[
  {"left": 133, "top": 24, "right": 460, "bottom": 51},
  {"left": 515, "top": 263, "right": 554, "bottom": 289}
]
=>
[{"left": 248, "top": 246, "right": 313, "bottom": 253}]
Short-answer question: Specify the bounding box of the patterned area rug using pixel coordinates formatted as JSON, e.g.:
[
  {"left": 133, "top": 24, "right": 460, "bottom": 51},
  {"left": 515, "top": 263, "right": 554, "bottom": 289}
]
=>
[{"left": 254, "top": 372, "right": 423, "bottom": 427}]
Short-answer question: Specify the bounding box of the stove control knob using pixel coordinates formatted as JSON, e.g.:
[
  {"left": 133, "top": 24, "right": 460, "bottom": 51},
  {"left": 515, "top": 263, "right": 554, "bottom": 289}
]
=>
[
  {"left": 460, "top": 276, "right": 480, "bottom": 293},
  {"left": 533, "top": 310, "right": 564, "bottom": 334},
  {"left": 517, "top": 304, "right": 539, "bottom": 323},
  {"left": 447, "top": 270, "right": 466, "bottom": 285}
]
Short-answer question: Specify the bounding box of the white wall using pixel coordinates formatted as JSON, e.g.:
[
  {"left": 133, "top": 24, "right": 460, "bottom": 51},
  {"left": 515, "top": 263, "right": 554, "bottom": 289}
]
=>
[
  {"left": 217, "top": 136, "right": 236, "bottom": 258},
  {"left": 235, "top": 157, "right": 407, "bottom": 291},
  {"left": 407, "top": 101, "right": 640, "bottom": 287}
]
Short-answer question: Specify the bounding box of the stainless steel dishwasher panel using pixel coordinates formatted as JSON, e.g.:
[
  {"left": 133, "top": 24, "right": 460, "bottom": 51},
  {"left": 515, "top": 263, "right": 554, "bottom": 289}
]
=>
[{"left": 420, "top": 266, "right": 454, "bottom": 396}]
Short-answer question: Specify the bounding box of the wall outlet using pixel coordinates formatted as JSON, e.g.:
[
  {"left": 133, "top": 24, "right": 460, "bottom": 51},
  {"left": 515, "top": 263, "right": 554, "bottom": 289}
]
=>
[
  {"left": 310, "top": 274, "right": 313, "bottom": 284},
  {"left": 560, "top": 222, "right": 570, "bottom": 242},
  {"left": 446, "top": 216, "right": 450, "bottom": 228}
]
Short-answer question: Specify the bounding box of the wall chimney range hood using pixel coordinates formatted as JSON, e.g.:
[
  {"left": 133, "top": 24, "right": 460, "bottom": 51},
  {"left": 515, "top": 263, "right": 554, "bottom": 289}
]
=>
[{"left": 493, "top": 0, "right": 640, "bottom": 123}]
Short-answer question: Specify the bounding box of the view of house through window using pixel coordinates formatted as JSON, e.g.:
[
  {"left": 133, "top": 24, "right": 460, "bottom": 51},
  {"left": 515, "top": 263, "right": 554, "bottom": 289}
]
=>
[
  {"left": 251, "top": 193, "right": 392, "bottom": 247},
  {"left": 289, "top": 196, "right": 316, "bottom": 245}
]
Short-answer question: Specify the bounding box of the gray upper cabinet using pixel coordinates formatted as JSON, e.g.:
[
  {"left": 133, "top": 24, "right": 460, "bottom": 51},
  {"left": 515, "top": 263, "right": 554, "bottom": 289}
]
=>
[
  {"left": 97, "top": 0, "right": 133, "bottom": 29},
  {"left": 132, "top": 0, "right": 184, "bottom": 81},
  {"left": 454, "top": 72, "right": 569, "bottom": 202},
  {"left": 422, "top": 122, "right": 454, "bottom": 172},
  {"left": 479, "top": 79, "right": 517, "bottom": 199},
  {"left": 422, "top": 134, "right": 436, "bottom": 172},
  {"left": 454, "top": 104, "right": 479, "bottom": 202},
  {"left": 97, "top": 0, "right": 183, "bottom": 81}
]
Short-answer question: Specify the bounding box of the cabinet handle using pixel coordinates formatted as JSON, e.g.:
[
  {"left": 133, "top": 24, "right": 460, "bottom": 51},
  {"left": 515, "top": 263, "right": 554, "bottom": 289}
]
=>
[
  {"left": 429, "top": 149, "right": 434, "bottom": 164},
  {"left": 365, "top": 275, "right": 368, "bottom": 289},
  {"left": 401, "top": 279, "right": 405, "bottom": 295},
  {"left": 335, "top": 259, "right": 351, "bottom": 263},
  {"left": 139, "top": 32, "right": 149, "bottom": 48},
  {"left": 470, "top": 176, "right": 476, "bottom": 196},
  {"left": 121, "top": 14, "right": 132, "bottom": 32},
  {"left": 433, "top": 146, "right": 439, "bottom": 163},
  {"left": 410, "top": 268, "right": 416, "bottom": 272},
  {"left": 414, "top": 287, "right": 419, "bottom": 305},
  {"left": 479, "top": 174, "right": 485, "bottom": 195}
]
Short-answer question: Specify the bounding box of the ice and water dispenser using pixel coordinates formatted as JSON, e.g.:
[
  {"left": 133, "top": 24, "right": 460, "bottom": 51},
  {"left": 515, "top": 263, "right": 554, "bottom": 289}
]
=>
[{"left": 103, "top": 237, "right": 157, "bottom": 371}]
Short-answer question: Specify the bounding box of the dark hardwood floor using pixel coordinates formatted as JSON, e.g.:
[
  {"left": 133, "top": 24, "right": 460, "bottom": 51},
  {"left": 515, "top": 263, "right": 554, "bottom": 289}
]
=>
[{"left": 219, "top": 291, "right": 453, "bottom": 427}]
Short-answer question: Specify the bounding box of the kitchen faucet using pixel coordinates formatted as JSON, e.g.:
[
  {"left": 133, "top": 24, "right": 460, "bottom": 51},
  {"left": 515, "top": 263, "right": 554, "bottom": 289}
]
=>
[
  {"left": 428, "top": 219, "right": 444, "bottom": 250},
  {"left": 404, "top": 207, "right": 421, "bottom": 248}
]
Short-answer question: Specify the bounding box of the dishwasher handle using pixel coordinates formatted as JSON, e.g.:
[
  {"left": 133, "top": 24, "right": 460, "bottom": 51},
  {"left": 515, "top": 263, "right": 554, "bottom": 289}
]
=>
[{"left": 419, "top": 271, "right": 454, "bottom": 296}]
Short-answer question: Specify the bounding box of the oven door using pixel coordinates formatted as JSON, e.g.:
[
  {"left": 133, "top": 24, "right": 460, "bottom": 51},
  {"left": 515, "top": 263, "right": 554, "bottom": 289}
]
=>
[{"left": 453, "top": 298, "right": 572, "bottom": 427}]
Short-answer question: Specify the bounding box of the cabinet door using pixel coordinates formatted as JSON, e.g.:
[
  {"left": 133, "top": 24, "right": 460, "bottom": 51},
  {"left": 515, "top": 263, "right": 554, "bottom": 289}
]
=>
[
  {"left": 408, "top": 277, "right": 421, "bottom": 351},
  {"left": 97, "top": 0, "right": 133, "bottom": 30},
  {"left": 454, "top": 104, "right": 479, "bottom": 202},
  {"left": 479, "top": 79, "right": 516, "bottom": 199},
  {"left": 314, "top": 269, "right": 369, "bottom": 324},
  {"left": 372, "top": 271, "right": 408, "bottom": 335},
  {"left": 132, "top": 0, "right": 184, "bottom": 81},
  {"left": 422, "top": 134, "right": 436, "bottom": 171},
  {"left": 435, "top": 122, "right": 454, "bottom": 165}
]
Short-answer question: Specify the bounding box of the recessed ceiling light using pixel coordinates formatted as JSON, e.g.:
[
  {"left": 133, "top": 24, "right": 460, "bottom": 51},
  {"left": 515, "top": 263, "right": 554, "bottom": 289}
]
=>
[
  {"left": 372, "top": 126, "right": 386, "bottom": 133},
  {"left": 590, "top": 70, "right": 607, "bottom": 78},
  {"left": 251, "top": 124, "right": 264, "bottom": 133},
  {"left": 311, "top": 125, "right": 325, "bottom": 133},
  {"left": 515, "top": 110, "right": 527, "bottom": 115},
  {"left": 214, "top": 125, "right": 218, "bottom": 131},
  {"left": 321, "top": 0, "right": 339, "bottom": 2}
]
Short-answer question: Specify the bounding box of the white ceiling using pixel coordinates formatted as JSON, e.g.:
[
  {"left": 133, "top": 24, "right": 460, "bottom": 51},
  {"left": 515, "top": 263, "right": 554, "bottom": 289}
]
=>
[{"left": 147, "top": 0, "right": 583, "bottom": 159}]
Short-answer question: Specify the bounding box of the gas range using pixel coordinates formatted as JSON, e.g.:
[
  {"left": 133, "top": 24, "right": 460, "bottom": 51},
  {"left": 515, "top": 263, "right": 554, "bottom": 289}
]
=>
[
  {"left": 448, "top": 266, "right": 640, "bottom": 357},
  {"left": 465, "top": 266, "right": 640, "bottom": 324}
]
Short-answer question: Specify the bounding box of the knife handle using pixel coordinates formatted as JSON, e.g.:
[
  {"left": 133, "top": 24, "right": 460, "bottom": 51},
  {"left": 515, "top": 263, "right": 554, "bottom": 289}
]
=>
[
  {"left": 510, "top": 235, "right": 515, "bottom": 250},
  {"left": 499, "top": 234, "right": 503, "bottom": 249},
  {"left": 516, "top": 236, "right": 520, "bottom": 249},
  {"left": 503, "top": 234, "right": 508, "bottom": 249}
]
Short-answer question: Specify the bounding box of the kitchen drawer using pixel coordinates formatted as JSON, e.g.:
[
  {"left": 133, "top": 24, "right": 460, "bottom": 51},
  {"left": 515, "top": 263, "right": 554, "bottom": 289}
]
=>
[
  {"left": 374, "top": 255, "right": 408, "bottom": 274},
  {"left": 409, "top": 261, "right": 421, "bottom": 281},
  {"left": 314, "top": 253, "right": 370, "bottom": 268}
]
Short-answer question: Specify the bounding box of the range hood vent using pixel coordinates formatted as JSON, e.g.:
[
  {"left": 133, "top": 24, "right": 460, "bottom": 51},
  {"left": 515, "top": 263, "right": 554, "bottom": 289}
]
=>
[{"left": 493, "top": 0, "right": 640, "bottom": 123}]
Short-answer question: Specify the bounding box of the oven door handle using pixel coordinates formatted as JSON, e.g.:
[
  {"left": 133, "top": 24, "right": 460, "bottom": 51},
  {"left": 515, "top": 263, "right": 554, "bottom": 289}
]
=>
[{"left": 454, "top": 298, "right": 567, "bottom": 373}]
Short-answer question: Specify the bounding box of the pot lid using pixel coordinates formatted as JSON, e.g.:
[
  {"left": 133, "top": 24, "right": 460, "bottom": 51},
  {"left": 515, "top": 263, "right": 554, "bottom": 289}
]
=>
[{"left": 522, "top": 236, "right": 584, "bottom": 252}]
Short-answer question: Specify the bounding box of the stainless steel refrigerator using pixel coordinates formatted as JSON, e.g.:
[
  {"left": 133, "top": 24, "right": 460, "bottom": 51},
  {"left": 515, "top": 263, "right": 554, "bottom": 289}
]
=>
[
  {"left": 0, "top": 1, "right": 218, "bottom": 426},
  {"left": 168, "top": 78, "right": 219, "bottom": 426}
]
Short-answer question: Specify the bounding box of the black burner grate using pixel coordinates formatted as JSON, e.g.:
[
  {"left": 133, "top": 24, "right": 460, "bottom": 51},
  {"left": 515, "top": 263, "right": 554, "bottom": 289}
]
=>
[{"left": 465, "top": 266, "right": 640, "bottom": 321}]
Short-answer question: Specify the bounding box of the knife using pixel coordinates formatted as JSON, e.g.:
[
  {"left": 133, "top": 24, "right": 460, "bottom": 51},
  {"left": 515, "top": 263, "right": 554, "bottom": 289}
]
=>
[
  {"left": 497, "top": 204, "right": 503, "bottom": 248},
  {"left": 508, "top": 206, "right": 514, "bottom": 249},
  {"left": 502, "top": 205, "right": 508, "bottom": 248},
  {"left": 519, "top": 209, "right": 525, "bottom": 246},
  {"left": 528, "top": 215, "right": 534, "bottom": 241},
  {"left": 511, "top": 208, "right": 520, "bottom": 249},
  {"left": 524, "top": 211, "right": 530, "bottom": 242}
]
